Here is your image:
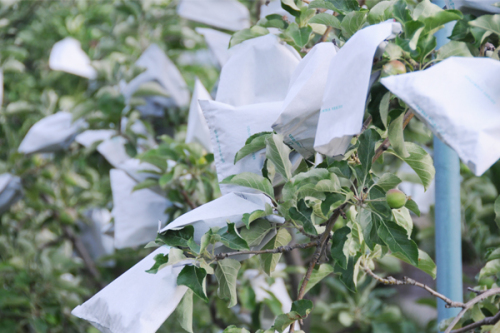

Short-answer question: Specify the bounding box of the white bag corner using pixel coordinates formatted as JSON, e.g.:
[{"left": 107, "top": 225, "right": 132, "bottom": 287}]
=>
[
  {"left": 195, "top": 28, "right": 232, "bottom": 67},
  {"left": 314, "top": 21, "right": 402, "bottom": 157},
  {"left": 273, "top": 42, "right": 337, "bottom": 158},
  {"left": 18, "top": 111, "right": 88, "bottom": 154},
  {"left": 381, "top": 56, "right": 500, "bottom": 176},
  {"left": 0, "top": 173, "right": 23, "bottom": 215},
  {"left": 177, "top": 0, "right": 250, "bottom": 31},
  {"left": 185, "top": 78, "right": 213, "bottom": 153},
  {"left": 216, "top": 34, "right": 301, "bottom": 107},
  {"left": 49, "top": 37, "right": 97, "bottom": 79},
  {"left": 110, "top": 169, "right": 170, "bottom": 249},
  {"left": 79, "top": 208, "right": 115, "bottom": 266},
  {"left": 75, "top": 129, "right": 116, "bottom": 148},
  {"left": 199, "top": 99, "right": 282, "bottom": 195}
]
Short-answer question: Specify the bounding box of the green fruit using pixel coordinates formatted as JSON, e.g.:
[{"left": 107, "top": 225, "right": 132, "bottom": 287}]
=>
[
  {"left": 386, "top": 189, "right": 407, "bottom": 209},
  {"left": 382, "top": 60, "right": 406, "bottom": 77}
]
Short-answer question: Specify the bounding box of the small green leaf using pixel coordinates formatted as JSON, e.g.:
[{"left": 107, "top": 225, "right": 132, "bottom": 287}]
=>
[
  {"left": 175, "top": 290, "right": 193, "bottom": 333},
  {"left": 146, "top": 248, "right": 187, "bottom": 274},
  {"left": 358, "top": 129, "right": 380, "bottom": 182},
  {"left": 392, "top": 207, "right": 413, "bottom": 237},
  {"left": 379, "top": 92, "right": 391, "bottom": 129},
  {"left": 289, "top": 199, "right": 318, "bottom": 236},
  {"left": 132, "top": 81, "right": 169, "bottom": 98},
  {"left": 334, "top": 254, "right": 360, "bottom": 292},
  {"left": 331, "top": 227, "right": 350, "bottom": 269},
  {"left": 281, "top": 0, "right": 301, "bottom": 17},
  {"left": 392, "top": 249, "right": 436, "bottom": 279},
  {"left": 341, "top": 10, "right": 368, "bottom": 39},
  {"left": 273, "top": 300, "right": 313, "bottom": 333},
  {"left": 300, "top": 264, "right": 334, "bottom": 295},
  {"left": 221, "top": 172, "right": 275, "bottom": 199},
  {"left": 261, "top": 228, "right": 292, "bottom": 275},
  {"left": 368, "top": 0, "right": 396, "bottom": 24},
  {"left": 177, "top": 265, "right": 208, "bottom": 303},
  {"left": 132, "top": 178, "right": 158, "bottom": 191},
  {"left": 215, "top": 259, "right": 241, "bottom": 308},
  {"left": 234, "top": 132, "right": 272, "bottom": 163},
  {"left": 405, "top": 198, "right": 420, "bottom": 217},
  {"left": 378, "top": 220, "right": 418, "bottom": 266},
  {"left": 266, "top": 133, "right": 293, "bottom": 181},
  {"left": 258, "top": 14, "right": 288, "bottom": 29},
  {"left": 309, "top": 0, "right": 359, "bottom": 15},
  {"left": 436, "top": 41, "right": 473, "bottom": 60},
  {"left": 388, "top": 111, "right": 409, "bottom": 158},
  {"left": 321, "top": 192, "right": 346, "bottom": 216},
  {"left": 287, "top": 22, "right": 312, "bottom": 48},
  {"left": 242, "top": 204, "right": 273, "bottom": 229},
  {"left": 309, "top": 13, "right": 341, "bottom": 29},
  {"left": 230, "top": 26, "right": 269, "bottom": 48},
  {"left": 239, "top": 219, "right": 274, "bottom": 247},
  {"left": 393, "top": 0, "right": 411, "bottom": 24},
  {"left": 469, "top": 14, "right": 500, "bottom": 36},
  {"left": 200, "top": 229, "right": 221, "bottom": 255},
  {"left": 223, "top": 326, "right": 250, "bottom": 333},
  {"left": 187, "top": 237, "right": 200, "bottom": 254},
  {"left": 156, "top": 225, "right": 195, "bottom": 248},
  {"left": 376, "top": 173, "right": 402, "bottom": 192},
  {"left": 413, "top": 0, "right": 463, "bottom": 34},
  {"left": 404, "top": 20, "right": 425, "bottom": 51},
  {"left": 218, "top": 223, "right": 250, "bottom": 251}
]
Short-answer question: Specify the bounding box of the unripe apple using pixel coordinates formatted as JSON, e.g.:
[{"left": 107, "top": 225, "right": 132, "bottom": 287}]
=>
[
  {"left": 382, "top": 60, "right": 406, "bottom": 77},
  {"left": 386, "top": 189, "right": 407, "bottom": 209}
]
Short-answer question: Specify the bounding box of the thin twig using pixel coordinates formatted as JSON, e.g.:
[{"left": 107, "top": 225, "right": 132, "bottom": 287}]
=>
[
  {"left": 467, "top": 287, "right": 487, "bottom": 295},
  {"left": 362, "top": 264, "right": 465, "bottom": 309},
  {"left": 445, "top": 288, "right": 500, "bottom": 333},
  {"left": 214, "top": 239, "right": 319, "bottom": 261},
  {"left": 372, "top": 111, "right": 414, "bottom": 163},
  {"left": 450, "top": 310, "right": 500, "bottom": 333},
  {"left": 180, "top": 188, "right": 196, "bottom": 210}
]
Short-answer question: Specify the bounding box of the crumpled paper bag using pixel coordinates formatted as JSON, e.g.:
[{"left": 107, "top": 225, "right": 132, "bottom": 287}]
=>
[
  {"left": 314, "top": 21, "right": 402, "bottom": 156},
  {"left": 75, "top": 129, "right": 116, "bottom": 148},
  {"left": 49, "top": 37, "right": 97, "bottom": 79},
  {"left": 110, "top": 169, "right": 170, "bottom": 249},
  {"left": 216, "top": 34, "right": 300, "bottom": 107},
  {"left": 185, "top": 78, "right": 213, "bottom": 152},
  {"left": 381, "top": 56, "right": 500, "bottom": 176},
  {"left": 451, "top": 0, "right": 500, "bottom": 14},
  {"left": 79, "top": 208, "right": 115, "bottom": 266},
  {"left": 121, "top": 44, "right": 189, "bottom": 114},
  {"left": 177, "top": 0, "right": 250, "bottom": 31},
  {"left": 18, "top": 111, "right": 88, "bottom": 154},
  {"left": 0, "top": 173, "right": 22, "bottom": 215},
  {"left": 72, "top": 246, "right": 188, "bottom": 333},
  {"left": 195, "top": 28, "right": 232, "bottom": 67},
  {"left": 273, "top": 42, "right": 337, "bottom": 158},
  {"left": 200, "top": 99, "right": 282, "bottom": 195}
]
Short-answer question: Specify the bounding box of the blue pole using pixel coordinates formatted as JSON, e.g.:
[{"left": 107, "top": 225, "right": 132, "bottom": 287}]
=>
[{"left": 432, "top": 0, "right": 463, "bottom": 329}]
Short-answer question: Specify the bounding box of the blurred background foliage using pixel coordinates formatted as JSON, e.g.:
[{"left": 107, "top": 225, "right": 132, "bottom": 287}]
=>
[{"left": 1, "top": 0, "right": 500, "bottom": 332}]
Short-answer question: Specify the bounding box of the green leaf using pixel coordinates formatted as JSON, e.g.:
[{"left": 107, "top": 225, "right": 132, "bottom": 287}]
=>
[
  {"left": 376, "top": 173, "right": 402, "bottom": 192},
  {"left": 469, "top": 14, "right": 500, "bottom": 36},
  {"left": 388, "top": 111, "right": 409, "bottom": 158},
  {"left": 405, "top": 198, "right": 420, "bottom": 217},
  {"left": 340, "top": 10, "right": 368, "bottom": 39},
  {"left": 260, "top": 228, "right": 292, "bottom": 275},
  {"left": 309, "top": 13, "right": 341, "bottom": 29},
  {"left": 146, "top": 248, "right": 187, "bottom": 274},
  {"left": 412, "top": 0, "right": 463, "bottom": 34},
  {"left": 132, "top": 81, "right": 169, "bottom": 98},
  {"left": 132, "top": 178, "right": 158, "bottom": 191},
  {"left": 266, "top": 133, "right": 293, "bottom": 181},
  {"left": 230, "top": 26, "right": 269, "bottom": 48},
  {"left": 218, "top": 223, "right": 250, "bottom": 251},
  {"left": 315, "top": 174, "right": 341, "bottom": 192},
  {"left": 309, "top": 0, "right": 359, "bottom": 14},
  {"left": 223, "top": 326, "right": 250, "bottom": 333},
  {"left": 387, "top": 142, "right": 435, "bottom": 191},
  {"left": 175, "top": 289, "right": 193, "bottom": 333},
  {"left": 495, "top": 196, "right": 500, "bottom": 229},
  {"left": 436, "top": 41, "right": 473, "bottom": 60},
  {"left": 281, "top": 0, "right": 302, "bottom": 17},
  {"left": 239, "top": 219, "right": 274, "bottom": 246},
  {"left": 221, "top": 172, "right": 275, "bottom": 199},
  {"left": 334, "top": 254, "right": 360, "bottom": 292},
  {"left": 358, "top": 129, "right": 380, "bottom": 182},
  {"left": 156, "top": 225, "right": 195, "bottom": 248},
  {"left": 368, "top": 0, "right": 395, "bottom": 24},
  {"left": 300, "top": 264, "right": 334, "bottom": 295},
  {"left": 378, "top": 220, "right": 418, "bottom": 266},
  {"left": 187, "top": 237, "right": 200, "bottom": 254},
  {"left": 234, "top": 132, "right": 272, "bottom": 163},
  {"left": 369, "top": 185, "right": 392, "bottom": 219},
  {"left": 215, "top": 259, "right": 241, "bottom": 308},
  {"left": 289, "top": 199, "right": 318, "bottom": 236},
  {"left": 392, "top": 207, "right": 413, "bottom": 237},
  {"left": 200, "top": 229, "right": 221, "bottom": 255},
  {"left": 359, "top": 209, "right": 383, "bottom": 250},
  {"left": 321, "top": 192, "right": 346, "bottom": 216},
  {"left": 242, "top": 204, "right": 273, "bottom": 229},
  {"left": 292, "top": 168, "right": 330, "bottom": 188},
  {"left": 416, "top": 33, "right": 437, "bottom": 62},
  {"left": 379, "top": 92, "right": 391, "bottom": 129},
  {"left": 258, "top": 14, "right": 288, "bottom": 30},
  {"left": 273, "top": 300, "right": 314, "bottom": 333},
  {"left": 331, "top": 227, "right": 351, "bottom": 269},
  {"left": 177, "top": 265, "right": 208, "bottom": 303},
  {"left": 287, "top": 22, "right": 312, "bottom": 48},
  {"left": 404, "top": 20, "right": 425, "bottom": 51},
  {"left": 392, "top": 249, "right": 436, "bottom": 279}
]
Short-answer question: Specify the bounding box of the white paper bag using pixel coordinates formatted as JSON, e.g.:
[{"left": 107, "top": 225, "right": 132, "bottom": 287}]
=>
[
  {"left": 185, "top": 78, "right": 213, "bottom": 152},
  {"left": 273, "top": 42, "right": 337, "bottom": 158},
  {"left": 111, "top": 169, "right": 170, "bottom": 249},
  {"left": 177, "top": 0, "right": 250, "bottom": 31},
  {"left": 18, "top": 111, "right": 87, "bottom": 154},
  {"left": 381, "top": 57, "right": 500, "bottom": 176},
  {"left": 79, "top": 208, "right": 115, "bottom": 266},
  {"left": 75, "top": 129, "right": 116, "bottom": 148},
  {"left": 200, "top": 100, "right": 282, "bottom": 195},
  {"left": 121, "top": 44, "right": 189, "bottom": 111},
  {"left": 216, "top": 34, "right": 300, "bottom": 107},
  {"left": 314, "top": 21, "right": 402, "bottom": 157},
  {"left": 72, "top": 246, "right": 188, "bottom": 333},
  {"left": 449, "top": 0, "right": 500, "bottom": 14},
  {"left": 0, "top": 173, "right": 22, "bottom": 215},
  {"left": 195, "top": 28, "right": 232, "bottom": 67},
  {"left": 49, "top": 37, "right": 97, "bottom": 79}
]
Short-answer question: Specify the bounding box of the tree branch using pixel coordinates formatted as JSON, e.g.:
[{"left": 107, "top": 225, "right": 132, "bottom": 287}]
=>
[
  {"left": 362, "top": 264, "right": 465, "bottom": 309},
  {"left": 450, "top": 310, "right": 500, "bottom": 333}
]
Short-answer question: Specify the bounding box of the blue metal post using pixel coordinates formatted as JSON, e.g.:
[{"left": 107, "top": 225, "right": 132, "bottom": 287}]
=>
[{"left": 432, "top": 0, "right": 463, "bottom": 329}]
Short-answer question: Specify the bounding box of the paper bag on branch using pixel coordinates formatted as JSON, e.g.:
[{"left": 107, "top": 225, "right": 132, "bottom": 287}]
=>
[
  {"left": 0, "top": 173, "right": 22, "bottom": 215},
  {"left": 185, "top": 78, "right": 213, "bottom": 152},
  {"left": 381, "top": 57, "right": 500, "bottom": 176},
  {"left": 195, "top": 28, "right": 232, "bottom": 67},
  {"left": 216, "top": 34, "right": 300, "bottom": 107},
  {"left": 451, "top": 0, "right": 500, "bottom": 14},
  {"left": 177, "top": 0, "right": 250, "bottom": 31},
  {"left": 49, "top": 37, "right": 97, "bottom": 79},
  {"left": 18, "top": 111, "right": 87, "bottom": 154},
  {"left": 273, "top": 42, "right": 337, "bottom": 158},
  {"left": 75, "top": 129, "right": 116, "bottom": 148},
  {"left": 314, "top": 21, "right": 402, "bottom": 157},
  {"left": 200, "top": 99, "right": 282, "bottom": 195},
  {"left": 79, "top": 208, "right": 115, "bottom": 266}
]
